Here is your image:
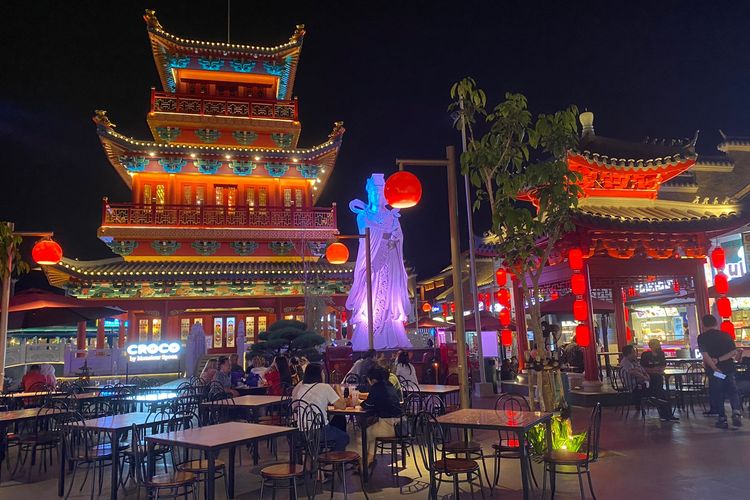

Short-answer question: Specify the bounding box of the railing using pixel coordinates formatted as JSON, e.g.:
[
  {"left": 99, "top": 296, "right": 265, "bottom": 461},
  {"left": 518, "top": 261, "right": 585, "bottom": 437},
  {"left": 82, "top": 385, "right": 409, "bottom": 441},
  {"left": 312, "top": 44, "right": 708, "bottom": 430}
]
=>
[
  {"left": 102, "top": 201, "right": 337, "bottom": 230},
  {"left": 5, "top": 344, "right": 66, "bottom": 366},
  {"left": 151, "top": 89, "right": 298, "bottom": 121}
]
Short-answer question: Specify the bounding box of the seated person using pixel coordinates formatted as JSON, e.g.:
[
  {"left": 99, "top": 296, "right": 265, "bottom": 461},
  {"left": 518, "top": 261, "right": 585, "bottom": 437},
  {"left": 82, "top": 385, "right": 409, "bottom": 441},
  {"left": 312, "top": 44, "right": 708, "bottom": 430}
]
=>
[
  {"left": 620, "top": 345, "right": 678, "bottom": 422},
  {"left": 264, "top": 356, "right": 292, "bottom": 396},
  {"left": 640, "top": 339, "right": 667, "bottom": 398},
  {"left": 229, "top": 353, "right": 245, "bottom": 386},
  {"left": 214, "top": 357, "right": 239, "bottom": 397},
  {"left": 200, "top": 359, "right": 218, "bottom": 384},
  {"left": 21, "top": 364, "right": 47, "bottom": 391},
  {"left": 395, "top": 351, "right": 419, "bottom": 387},
  {"left": 378, "top": 357, "right": 401, "bottom": 393},
  {"left": 361, "top": 366, "right": 403, "bottom": 468},
  {"left": 291, "top": 364, "right": 349, "bottom": 451}
]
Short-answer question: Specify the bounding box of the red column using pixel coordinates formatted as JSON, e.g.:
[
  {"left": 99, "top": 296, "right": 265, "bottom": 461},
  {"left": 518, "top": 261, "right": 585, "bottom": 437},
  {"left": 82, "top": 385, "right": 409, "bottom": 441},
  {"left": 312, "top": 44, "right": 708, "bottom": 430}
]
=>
[
  {"left": 96, "top": 319, "right": 105, "bottom": 350},
  {"left": 76, "top": 321, "right": 87, "bottom": 357},
  {"left": 118, "top": 321, "right": 126, "bottom": 348},
  {"left": 512, "top": 277, "right": 527, "bottom": 371},
  {"left": 612, "top": 287, "right": 628, "bottom": 350},
  {"left": 582, "top": 263, "right": 599, "bottom": 382}
]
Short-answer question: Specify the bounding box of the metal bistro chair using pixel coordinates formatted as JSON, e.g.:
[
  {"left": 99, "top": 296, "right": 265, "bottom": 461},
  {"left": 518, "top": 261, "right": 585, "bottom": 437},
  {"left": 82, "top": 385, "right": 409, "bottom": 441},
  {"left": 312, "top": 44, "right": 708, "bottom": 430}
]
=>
[
  {"left": 675, "top": 364, "right": 708, "bottom": 416},
  {"left": 374, "top": 392, "right": 423, "bottom": 484},
  {"left": 14, "top": 402, "right": 65, "bottom": 481},
  {"left": 174, "top": 409, "right": 229, "bottom": 499},
  {"left": 491, "top": 394, "right": 537, "bottom": 489},
  {"left": 415, "top": 411, "right": 485, "bottom": 500},
  {"left": 61, "top": 411, "right": 114, "bottom": 500},
  {"left": 260, "top": 404, "right": 323, "bottom": 499},
  {"left": 130, "top": 422, "right": 198, "bottom": 500},
  {"left": 542, "top": 402, "right": 602, "bottom": 500},
  {"left": 121, "top": 408, "right": 173, "bottom": 486}
]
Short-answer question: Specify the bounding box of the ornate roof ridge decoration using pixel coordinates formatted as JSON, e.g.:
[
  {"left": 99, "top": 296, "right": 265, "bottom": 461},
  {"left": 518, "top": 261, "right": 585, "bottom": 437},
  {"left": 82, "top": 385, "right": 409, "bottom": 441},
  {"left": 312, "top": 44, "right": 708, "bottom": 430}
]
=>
[{"left": 144, "top": 10, "right": 304, "bottom": 99}]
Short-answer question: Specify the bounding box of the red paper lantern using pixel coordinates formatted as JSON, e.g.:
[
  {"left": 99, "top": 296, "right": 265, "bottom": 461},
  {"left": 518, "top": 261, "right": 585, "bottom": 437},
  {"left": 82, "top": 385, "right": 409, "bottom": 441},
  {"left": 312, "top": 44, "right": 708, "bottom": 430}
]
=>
[
  {"left": 384, "top": 171, "right": 422, "bottom": 208},
  {"left": 573, "top": 299, "right": 588, "bottom": 321},
  {"left": 627, "top": 287, "right": 636, "bottom": 297},
  {"left": 626, "top": 326, "right": 633, "bottom": 342},
  {"left": 568, "top": 248, "right": 584, "bottom": 271},
  {"left": 575, "top": 324, "right": 590, "bottom": 347},
  {"left": 441, "top": 303, "right": 448, "bottom": 317},
  {"left": 495, "top": 268, "right": 507, "bottom": 286},
  {"left": 624, "top": 308, "right": 630, "bottom": 322},
  {"left": 450, "top": 302, "right": 456, "bottom": 313},
  {"left": 717, "top": 297, "right": 732, "bottom": 318},
  {"left": 714, "top": 273, "right": 729, "bottom": 295},
  {"left": 495, "top": 288, "right": 511, "bottom": 306},
  {"left": 672, "top": 280, "right": 680, "bottom": 293},
  {"left": 325, "top": 242, "right": 349, "bottom": 264},
  {"left": 31, "top": 239, "right": 63, "bottom": 266},
  {"left": 571, "top": 274, "right": 586, "bottom": 295},
  {"left": 421, "top": 302, "right": 432, "bottom": 313},
  {"left": 551, "top": 291, "right": 559, "bottom": 301},
  {"left": 501, "top": 328, "right": 513, "bottom": 347},
  {"left": 721, "top": 320, "right": 736, "bottom": 339},
  {"left": 711, "top": 247, "right": 726, "bottom": 270},
  {"left": 341, "top": 310, "right": 347, "bottom": 322},
  {"left": 499, "top": 308, "right": 511, "bottom": 327}
]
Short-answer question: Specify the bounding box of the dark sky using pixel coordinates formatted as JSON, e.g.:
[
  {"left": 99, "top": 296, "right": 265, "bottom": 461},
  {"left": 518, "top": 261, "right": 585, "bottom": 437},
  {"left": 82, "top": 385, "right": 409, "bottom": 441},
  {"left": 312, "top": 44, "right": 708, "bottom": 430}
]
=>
[{"left": 3, "top": 0, "right": 750, "bottom": 289}]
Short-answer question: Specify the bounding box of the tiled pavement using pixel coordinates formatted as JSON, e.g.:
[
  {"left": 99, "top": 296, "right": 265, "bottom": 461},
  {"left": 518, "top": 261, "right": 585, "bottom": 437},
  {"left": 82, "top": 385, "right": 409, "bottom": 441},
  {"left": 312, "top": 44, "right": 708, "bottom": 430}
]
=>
[{"left": 1, "top": 397, "right": 747, "bottom": 499}]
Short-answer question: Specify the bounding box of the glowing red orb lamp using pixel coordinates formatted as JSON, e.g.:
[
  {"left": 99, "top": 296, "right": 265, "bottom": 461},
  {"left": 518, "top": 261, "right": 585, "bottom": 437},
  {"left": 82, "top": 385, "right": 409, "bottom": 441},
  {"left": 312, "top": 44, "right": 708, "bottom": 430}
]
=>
[
  {"left": 568, "top": 248, "right": 584, "bottom": 271},
  {"left": 573, "top": 299, "right": 588, "bottom": 321},
  {"left": 495, "top": 268, "right": 507, "bottom": 286},
  {"left": 711, "top": 247, "right": 726, "bottom": 270},
  {"left": 717, "top": 297, "right": 732, "bottom": 318},
  {"left": 325, "top": 242, "right": 349, "bottom": 264},
  {"left": 384, "top": 171, "right": 422, "bottom": 208},
  {"left": 499, "top": 308, "right": 511, "bottom": 327},
  {"left": 421, "top": 302, "right": 432, "bottom": 313},
  {"left": 495, "top": 288, "right": 511, "bottom": 307},
  {"left": 32, "top": 239, "right": 63, "bottom": 265},
  {"left": 575, "top": 324, "right": 591, "bottom": 347}
]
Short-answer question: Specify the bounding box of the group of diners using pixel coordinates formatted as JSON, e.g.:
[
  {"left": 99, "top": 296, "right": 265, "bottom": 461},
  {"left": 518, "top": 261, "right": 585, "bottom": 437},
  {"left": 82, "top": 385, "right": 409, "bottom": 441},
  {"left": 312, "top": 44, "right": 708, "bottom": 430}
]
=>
[{"left": 199, "top": 352, "right": 307, "bottom": 397}]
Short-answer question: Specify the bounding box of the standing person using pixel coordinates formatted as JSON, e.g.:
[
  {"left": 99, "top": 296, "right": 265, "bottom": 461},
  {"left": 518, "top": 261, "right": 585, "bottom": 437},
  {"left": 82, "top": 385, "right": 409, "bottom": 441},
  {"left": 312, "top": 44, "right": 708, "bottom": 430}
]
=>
[
  {"left": 698, "top": 314, "right": 743, "bottom": 428},
  {"left": 395, "top": 351, "right": 419, "bottom": 386},
  {"left": 264, "top": 356, "right": 292, "bottom": 396},
  {"left": 291, "top": 364, "right": 349, "bottom": 451},
  {"left": 360, "top": 366, "right": 403, "bottom": 469}
]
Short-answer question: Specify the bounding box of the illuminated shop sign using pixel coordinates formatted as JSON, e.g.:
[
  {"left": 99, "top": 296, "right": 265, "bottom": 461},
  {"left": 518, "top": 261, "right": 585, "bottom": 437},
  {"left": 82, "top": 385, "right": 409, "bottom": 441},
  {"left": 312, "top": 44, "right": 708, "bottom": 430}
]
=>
[{"left": 126, "top": 342, "right": 181, "bottom": 362}]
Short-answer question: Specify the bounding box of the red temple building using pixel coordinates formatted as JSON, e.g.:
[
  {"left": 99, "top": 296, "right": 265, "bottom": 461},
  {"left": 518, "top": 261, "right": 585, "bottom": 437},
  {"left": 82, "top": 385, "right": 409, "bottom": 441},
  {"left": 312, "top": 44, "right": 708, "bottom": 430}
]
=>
[
  {"left": 420, "top": 112, "right": 750, "bottom": 384},
  {"left": 44, "top": 11, "right": 351, "bottom": 356}
]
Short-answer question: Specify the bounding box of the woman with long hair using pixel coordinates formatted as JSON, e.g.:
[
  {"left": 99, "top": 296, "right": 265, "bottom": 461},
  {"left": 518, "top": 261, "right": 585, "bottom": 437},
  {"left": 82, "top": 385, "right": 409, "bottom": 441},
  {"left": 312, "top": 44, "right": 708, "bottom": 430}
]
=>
[
  {"left": 395, "top": 351, "right": 419, "bottom": 386},
  {"left": 264, "top": 355, "right": 292, "bottom": 395}
]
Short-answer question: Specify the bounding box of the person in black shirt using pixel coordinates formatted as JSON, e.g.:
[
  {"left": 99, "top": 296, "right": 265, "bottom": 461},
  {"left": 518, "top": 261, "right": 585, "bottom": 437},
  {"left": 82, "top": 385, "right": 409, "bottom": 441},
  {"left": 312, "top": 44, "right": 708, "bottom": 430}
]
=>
[
  {"left": 641, "top": 339, "right": 667, "bottom": 398},
  {"left": 361, "top": 366, "right": 403, "bottom": 467},
  {"left": 697, "top": 314, "right": 742, "bottom": 428}
]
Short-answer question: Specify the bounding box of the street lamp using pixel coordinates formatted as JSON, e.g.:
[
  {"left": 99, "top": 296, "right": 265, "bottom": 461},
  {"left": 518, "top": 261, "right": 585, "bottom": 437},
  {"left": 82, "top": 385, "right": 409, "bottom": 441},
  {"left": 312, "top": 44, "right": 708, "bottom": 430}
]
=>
[
  {"left": 388, "top": 145, "right": 471, "bottom": 410},
  {"left": 325, "top": 228, "right": 374, "bottom": 350},
  {"left": 0, "top": 222, "right": 61, "bottom": 391}
]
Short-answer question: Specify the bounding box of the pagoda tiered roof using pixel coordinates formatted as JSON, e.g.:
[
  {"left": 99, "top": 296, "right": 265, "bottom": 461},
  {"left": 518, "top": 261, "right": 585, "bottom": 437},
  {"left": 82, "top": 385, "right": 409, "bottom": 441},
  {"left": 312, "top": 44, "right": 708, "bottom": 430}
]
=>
[
  {"left": 144, "top": 10, "right": 304, "bottom": 99},
  {"left": 45, "top": 257, "right": 353, "bottom": 299},
  {"left": 93, "top": 113, "right": 344, "bottom": 203}
]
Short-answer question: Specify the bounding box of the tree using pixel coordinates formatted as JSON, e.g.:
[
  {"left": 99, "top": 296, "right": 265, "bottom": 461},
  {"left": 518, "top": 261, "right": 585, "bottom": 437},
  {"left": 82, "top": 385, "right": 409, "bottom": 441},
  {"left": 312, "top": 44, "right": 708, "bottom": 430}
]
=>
[
  {"left": 450, "top": 78, "right": 581, "bottom": 412},
  {"left": 248, "top": 319, "right": 325, "bottom": 362},
  {"left": 0, "top": 222, "right": 30, "bottom": 391}
]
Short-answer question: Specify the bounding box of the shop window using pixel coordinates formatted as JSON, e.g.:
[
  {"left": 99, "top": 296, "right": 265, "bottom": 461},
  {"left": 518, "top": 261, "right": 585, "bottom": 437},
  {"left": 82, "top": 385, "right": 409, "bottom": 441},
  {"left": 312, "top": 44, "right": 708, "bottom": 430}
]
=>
[
  {"left": 138, "top": 319, "right": 149, "bottom": 342},
  {"left": 182, "top": 186, "right": 192, "bottom": 205},
  {"left": 143, "top": 185, "right": 152, "bottom": 205},
  {"left": 180, "top": 318, "right": 191, "bottom": 341},
  {"left": 246, "top": 187, "right": 255, "bottom": 207},
  {"left": 151, "top": 318, "right": 162, "bottom": 342},
  {"left": 245, "top": 316, "right": 256, "bottom": 341}
]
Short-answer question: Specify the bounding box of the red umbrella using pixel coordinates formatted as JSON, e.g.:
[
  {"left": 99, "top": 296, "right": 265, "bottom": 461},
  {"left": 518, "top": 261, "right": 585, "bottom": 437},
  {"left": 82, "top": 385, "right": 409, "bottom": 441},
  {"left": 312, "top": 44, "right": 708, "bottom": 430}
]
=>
[
  {"left": 4, "top": 289, "right": 124, "bottom": 329},
  {"left": 536, "top": 294, "right": 614, "bottom": 314}
]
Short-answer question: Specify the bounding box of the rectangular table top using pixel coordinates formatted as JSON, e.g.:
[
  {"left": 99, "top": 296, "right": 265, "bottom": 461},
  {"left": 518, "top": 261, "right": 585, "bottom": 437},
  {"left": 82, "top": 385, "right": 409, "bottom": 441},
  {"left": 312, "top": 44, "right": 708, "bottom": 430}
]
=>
[
  {"left": 0, "top": 408, "right": 66, "bottom": 423},
  {"left": 201, "top": 395, "right": 282, "bottom": 408},
  {"left": 419, "top": 385, "right": 460, "bottom": 394},
  {"left": 73, "top": 412, "right": 161, "bottom": 431},
  {"left": 663, "top": 369, "right": 690, "bottom": 375},
  {"left": 327, "top": 405, "right": 372, "bottom": 415},
  {"left": 52, "top": 392, "right": 103, "bottom": 401},
  {"left": 146, "top": 421, "right": 295, "bottom": 450},
  {"left": 437, "top": 408, "right": 552, "bottom": 432},
  {"left": 121, "top": 392, "right": 179, "bottom": 402},
  {"left": 1, "top": 391, "right": 64, "bottom": 399}
]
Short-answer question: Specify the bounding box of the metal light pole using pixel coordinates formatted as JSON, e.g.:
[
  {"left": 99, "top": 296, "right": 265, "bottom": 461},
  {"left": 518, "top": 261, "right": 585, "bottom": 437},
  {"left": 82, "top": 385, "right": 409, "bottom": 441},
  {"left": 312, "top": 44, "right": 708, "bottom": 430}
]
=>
[
  {"left": 332, "top": 228, "right": 374, "bottom": 350},
  {"left": 0, "top": 224, "right": 56, "bottom": 391},
  {"left": 396, "top": 146, "right": 471, "bottom": 409}
]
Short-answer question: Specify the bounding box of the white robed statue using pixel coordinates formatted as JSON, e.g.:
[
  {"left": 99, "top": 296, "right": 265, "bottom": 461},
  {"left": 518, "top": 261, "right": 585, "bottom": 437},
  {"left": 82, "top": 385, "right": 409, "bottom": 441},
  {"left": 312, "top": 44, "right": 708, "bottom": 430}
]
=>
[{"left": 346, "top": 174, "right": 412, "bottom": 350}]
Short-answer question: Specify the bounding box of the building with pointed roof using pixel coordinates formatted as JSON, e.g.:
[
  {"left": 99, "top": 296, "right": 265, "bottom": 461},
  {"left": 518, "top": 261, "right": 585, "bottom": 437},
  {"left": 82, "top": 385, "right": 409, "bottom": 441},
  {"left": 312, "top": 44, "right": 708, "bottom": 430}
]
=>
[{"left": 44, "top": 11, "right": 351, "bottom": 356}]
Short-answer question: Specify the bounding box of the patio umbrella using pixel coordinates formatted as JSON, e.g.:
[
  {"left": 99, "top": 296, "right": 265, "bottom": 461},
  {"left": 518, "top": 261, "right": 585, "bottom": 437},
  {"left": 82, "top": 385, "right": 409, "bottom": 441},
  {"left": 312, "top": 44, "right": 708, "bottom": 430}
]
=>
[
  {"left": 5, "top": 289, "right": 124, "bottom": 329},
  {"left": 405, "top": 318, "right": 454, "bottom": 329},
  {"left": 535, "top": 293, "right": 615, "bottom": 315}
]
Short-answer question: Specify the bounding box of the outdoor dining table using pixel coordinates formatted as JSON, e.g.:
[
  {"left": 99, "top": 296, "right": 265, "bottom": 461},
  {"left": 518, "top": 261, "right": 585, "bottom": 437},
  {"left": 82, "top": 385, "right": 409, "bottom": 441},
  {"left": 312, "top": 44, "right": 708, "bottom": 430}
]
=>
[
  {"left": 0, "top": 407, "right": 67, "bottom": 479},
  {"left": 436, "top": 408, "right": 553, "bottom": 500},
  {"left": 51, "top": 392, "right": 109, "bottom": 411},
  {"left": 57, "top": 411, "right": 172, "bottom": 499},
  {"left": 663, "top": 368, "right": 690, "bottom": 391},
  {"left": 327, "top": 405, "right": 375, "bottom": 483},
  {"left": 0, "top": 391, "right": 64, "bottom": 409},
  {"left": 145, "top": 421, "right": 296, "bottom": 500},
  {"left": 418, "top": 384, "right": 460, "bottom": 406}
]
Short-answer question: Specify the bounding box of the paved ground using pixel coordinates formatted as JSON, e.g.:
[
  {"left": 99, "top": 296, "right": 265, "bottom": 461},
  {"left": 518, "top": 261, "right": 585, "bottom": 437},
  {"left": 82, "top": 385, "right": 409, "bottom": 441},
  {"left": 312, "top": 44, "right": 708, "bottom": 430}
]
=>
[{"left": 0, "top": 397, "right": 747, "bottom": 499}]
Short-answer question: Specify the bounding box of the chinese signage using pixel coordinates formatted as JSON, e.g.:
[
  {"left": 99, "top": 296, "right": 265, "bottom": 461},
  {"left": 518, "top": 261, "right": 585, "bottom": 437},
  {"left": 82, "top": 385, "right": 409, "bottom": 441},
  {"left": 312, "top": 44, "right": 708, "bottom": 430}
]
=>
[{"left": 126, "top": 342, "right": 181, "bottom": 362}]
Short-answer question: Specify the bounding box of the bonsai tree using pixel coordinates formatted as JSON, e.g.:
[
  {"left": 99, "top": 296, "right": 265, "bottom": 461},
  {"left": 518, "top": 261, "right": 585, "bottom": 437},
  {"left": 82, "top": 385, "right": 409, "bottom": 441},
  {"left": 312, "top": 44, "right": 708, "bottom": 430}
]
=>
[
  {"left": 450, "top": 78, "right": 582, "bottom": 412},
  {"left": 248, "top": 319, "right": 325, "bottom": 362}
]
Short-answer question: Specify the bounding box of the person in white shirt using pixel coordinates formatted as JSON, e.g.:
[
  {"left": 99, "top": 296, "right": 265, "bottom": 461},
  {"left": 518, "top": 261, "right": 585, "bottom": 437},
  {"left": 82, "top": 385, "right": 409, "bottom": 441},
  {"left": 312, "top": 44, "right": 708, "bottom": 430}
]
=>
[
  {"left": 291, "top": 364, "right": 349, "bottom": 451},
  {"left": 395, "top": 351, "right": 419, "bottom": 387}
]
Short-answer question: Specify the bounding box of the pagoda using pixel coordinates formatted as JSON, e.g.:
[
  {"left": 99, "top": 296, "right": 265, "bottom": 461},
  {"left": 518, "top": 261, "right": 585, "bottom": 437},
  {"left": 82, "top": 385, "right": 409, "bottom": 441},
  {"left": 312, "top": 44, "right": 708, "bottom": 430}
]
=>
[{"left": 45, "top": 11, "right": 351, "bottom": 355}]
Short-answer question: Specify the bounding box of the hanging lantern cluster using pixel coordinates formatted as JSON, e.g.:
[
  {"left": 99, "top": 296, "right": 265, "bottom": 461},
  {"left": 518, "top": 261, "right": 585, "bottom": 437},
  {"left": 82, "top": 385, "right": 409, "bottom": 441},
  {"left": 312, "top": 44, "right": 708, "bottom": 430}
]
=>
[
  {"left": 495, "top": 267, "right": 513, "bottom": 345},
  {"left": 711, "top": 246, "right": 735, "bottom": 339},
  {"left": 568, "top": 248, "right": 590, "bottom": 347}
]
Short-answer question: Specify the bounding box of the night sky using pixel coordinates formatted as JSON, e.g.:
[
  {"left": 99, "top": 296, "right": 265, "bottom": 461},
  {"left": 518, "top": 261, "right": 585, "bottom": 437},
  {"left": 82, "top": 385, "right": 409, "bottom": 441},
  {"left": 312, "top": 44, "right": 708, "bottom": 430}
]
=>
[{"left": 3, "top": 0, "right": 750, "bottom": 290}]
